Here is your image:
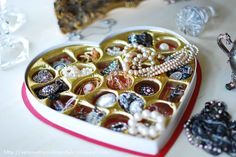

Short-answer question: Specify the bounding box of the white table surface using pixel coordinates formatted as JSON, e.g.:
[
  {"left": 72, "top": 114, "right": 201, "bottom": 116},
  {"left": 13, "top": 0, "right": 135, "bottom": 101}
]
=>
[{"left": 1, "top": 0, "right": 236, "bottom": 156}]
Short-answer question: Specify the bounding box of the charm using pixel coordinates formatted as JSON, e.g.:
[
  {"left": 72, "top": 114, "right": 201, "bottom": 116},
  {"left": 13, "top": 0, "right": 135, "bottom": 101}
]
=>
[
  {"left": 110, "top": 122, "right": 128, "bottom": 132},
  {"left": 128, "top": 110, "right": 166, "bottom": 138},
  {"left": 217, "top": 33, "right": 236, "bottom": 90},
  {"left": 168, "top": 85, "right": 185, "bottom": 102},
  {"left": 52, "top": 57, "right": 72, "bottom": 70},
  {"left": 184, "top": 101, "right": 236, "bottom": 156},
  {"left": 32, "top": 69, "right": 54, "bottom": 83},
  {"left": 119, "top": 92, "right": 144, "bottom": 114},
  {"left": 85, "top": 107, "right": 106, "bottom": 125},
  {"left": 95, "top": 93, "right": 117, "bottom": 108},
  {"left": 106, "top": 71, "right": 132, "bottom": 90},
  {"left": 128, "top": 32, "right": 153, "bottom": 47}
]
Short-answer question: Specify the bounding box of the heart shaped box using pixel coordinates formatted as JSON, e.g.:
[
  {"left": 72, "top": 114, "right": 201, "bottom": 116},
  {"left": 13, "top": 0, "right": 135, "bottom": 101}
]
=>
[{"left": 22, "top": 26, "right": 201, "bottom": 156}]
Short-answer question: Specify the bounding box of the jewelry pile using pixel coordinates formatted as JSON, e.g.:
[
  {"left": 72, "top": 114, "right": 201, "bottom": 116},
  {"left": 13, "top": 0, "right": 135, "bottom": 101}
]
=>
[
  {"left": 26, "top": 28, "right": 198, "bottom": 142},
  {"left": 185, "top": 101, "right": 236, "bottom": 156},
  {"left": 122, "top": 43, "right": 198, "bottom": 77}
]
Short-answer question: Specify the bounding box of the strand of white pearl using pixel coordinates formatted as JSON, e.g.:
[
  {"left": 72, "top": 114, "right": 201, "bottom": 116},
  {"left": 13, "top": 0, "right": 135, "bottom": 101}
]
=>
[
  {"left": 128, "top": 110, "right": 166, "bottom": 138},
  {"left": 122, "top": 44, "right": 198, "bottom": 77}
]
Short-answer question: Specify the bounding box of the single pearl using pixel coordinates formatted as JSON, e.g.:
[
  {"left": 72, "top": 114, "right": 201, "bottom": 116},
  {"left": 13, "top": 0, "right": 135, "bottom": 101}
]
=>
[
  {"left": 155, "top": 123, "right": 165, "bottom": 131},
  {"left": 141, "top": 47, "right": 147, "bottom": 53},
  {"left": 137, "top": 124, "right": 148, "bottom": 136},
  {"left": 134, "top": 112, "right": 142, "bottom": 121},
  {"left": 159, "top": 43, "right": 170, "bottom": 51},
  {"left": 143, "top": 52, "right": 148, "bottom": 57},
  {"left": 148, "top": 126, "right": 158, "bottom": 138},
  {"left": 150, "top": 111, "right": 161, "bottom": 119},
  {"left": 140, "top": 126, "right": 149, "bottom": 136},
  {"left": 134, "top": 57, "right": 139, "bottom": 62},
  {"left": 128, "top": 118, "right": 136, "bottom": 127},
  {"left": 132, "top": 61, "right": 137, "bottom": 65},
  {"left": 138, "top": 45, "right": 143, "bottom": 50},
  {"left": 142, "top": 110, "right": 151, "bottom": 119},
  {"left": 128, "top": 127, "right": 138, "bottom": 135},
  {"left": 148, "top": 56, "right": 153, "bottom": 61},
  {"left": 137, "top": 54, "right": 142, "bottom": 58},
  {"left": 128, "top": 70, "right": 133, "bottom": 75},
  {"left": 133, "top": 70, "right": 138, "bottom": 76},
  {"left": 156, "top": 115, "right": 165, "bottom": 123},
  {"left": 151, "top": 51, "right": 156, "bottom": 56}
]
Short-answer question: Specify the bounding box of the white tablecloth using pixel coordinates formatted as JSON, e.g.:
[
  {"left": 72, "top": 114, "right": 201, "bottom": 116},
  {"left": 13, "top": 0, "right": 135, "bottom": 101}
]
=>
[{"left": 1, "top": 0, "right": 236, "bottom": 157}]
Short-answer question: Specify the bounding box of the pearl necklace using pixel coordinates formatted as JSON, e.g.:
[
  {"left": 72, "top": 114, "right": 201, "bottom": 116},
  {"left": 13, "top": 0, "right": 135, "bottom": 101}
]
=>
[{"left": 121, "top": 43, "right": 198, "bottom": 77}]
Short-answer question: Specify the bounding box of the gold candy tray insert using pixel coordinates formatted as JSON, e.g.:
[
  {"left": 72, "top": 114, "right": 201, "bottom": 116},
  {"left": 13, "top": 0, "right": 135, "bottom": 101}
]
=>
[{"left": 25, "top": 27, "right": 198, "bottom": 155}]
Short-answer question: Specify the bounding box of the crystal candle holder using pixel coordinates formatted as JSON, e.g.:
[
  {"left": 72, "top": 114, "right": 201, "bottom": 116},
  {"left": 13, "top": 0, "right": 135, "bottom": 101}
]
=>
[{"left": 176, "top": 5, "right": 216, "bottom": 37}]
